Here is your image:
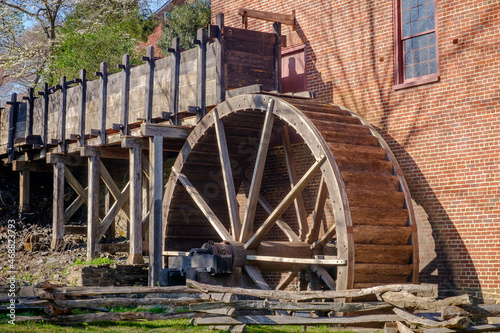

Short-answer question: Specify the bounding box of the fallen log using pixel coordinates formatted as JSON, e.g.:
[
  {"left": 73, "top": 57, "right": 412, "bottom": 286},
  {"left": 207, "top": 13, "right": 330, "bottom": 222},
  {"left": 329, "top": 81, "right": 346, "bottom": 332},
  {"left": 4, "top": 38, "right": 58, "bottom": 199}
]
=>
[
  {"left": 382, "top": 291, "right": 471, "bottom": 311},
  {"left": 194, "top": 314, "right": 402, "bottom": 326},
  {"left": 16, "top": 311, "right": 199, "bottom": 324},
  {"left": 186, "top": 280, "right": 436, "bottom": 302},
  {"left": 190, "top": 300, "right": 391, "bottom": 313},
  {"left": 394, "top": 308, "right": 470, "bottom": 329}
]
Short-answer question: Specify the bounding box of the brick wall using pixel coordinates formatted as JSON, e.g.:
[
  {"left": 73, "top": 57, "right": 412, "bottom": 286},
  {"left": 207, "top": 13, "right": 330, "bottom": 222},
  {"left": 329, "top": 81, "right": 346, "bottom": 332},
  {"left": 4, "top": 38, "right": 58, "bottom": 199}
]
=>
[{"left": 213, "top": 1, "right": 500, "bottom": 301}]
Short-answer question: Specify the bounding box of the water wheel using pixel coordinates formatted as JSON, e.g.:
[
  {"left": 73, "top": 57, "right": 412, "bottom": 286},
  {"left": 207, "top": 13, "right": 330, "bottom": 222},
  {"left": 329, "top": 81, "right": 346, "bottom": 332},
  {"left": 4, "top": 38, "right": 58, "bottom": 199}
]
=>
[{"left": 162, "top": 93, "right": 418, "bottom": 291}]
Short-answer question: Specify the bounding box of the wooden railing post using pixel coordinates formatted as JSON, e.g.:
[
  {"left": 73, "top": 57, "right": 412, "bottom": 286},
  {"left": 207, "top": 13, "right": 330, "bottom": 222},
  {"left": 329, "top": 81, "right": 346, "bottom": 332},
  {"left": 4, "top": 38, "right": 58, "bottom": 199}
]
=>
[
  {"left": 77, "top": 69, "right": 87, "bottom": 146},
  {"left": 22, "top": 88, "right": 35, "bottom": 137},
  {"left": 6, "top": 93, "right": 19, "bottom": 163},
  {"left": 59, "top": 76, "right": 68, "bottom": 152},
  {"left": 215, "top": 13, "right": 226, "bottom": 105},
  {"left": 37, "top": 83, "right": 50, "bottom": 157},
  {"left": 96, "top": 62, "right": 108, "bottom": 145},
  {"left": 142, "top": 46, "right": 155, "bottom": 123},
  {"left": 195, "top": 28, "right": 207, "bottom": 121},
  {"left": 168, "top": 38, "right": 180, "bottom": 125},
  {"left": 273, "top": 22, "right": 282, "bottom": 93},
  {"left": 117, "top": 54, "right": 131, "bottom": 136}
]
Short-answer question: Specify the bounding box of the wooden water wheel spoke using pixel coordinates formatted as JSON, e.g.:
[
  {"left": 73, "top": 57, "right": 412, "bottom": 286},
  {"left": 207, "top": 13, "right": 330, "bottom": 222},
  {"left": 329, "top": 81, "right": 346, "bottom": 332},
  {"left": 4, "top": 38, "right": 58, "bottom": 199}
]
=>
[
  {"left": 282, "top": 126, "right": 308, "bottom": 240},
  {"left": 306, "top": 175, "right": 328, "bottom": 244},
  {"left": 213, "top": 108, "right": 241, "bottom": 241},
  {"left": 240, "top": 99, "right": 276, "bottom": 242},
  {"left": 172, "top": 167, "right": 232, "bottom": 241},
  {"left": 244, "top": 155, "right": 326, "bottom": 250},
  {"left": 163, "top": 94, "right": 418, "bottom": 292},
  {"left": 276, "top": 272, "right": 298, "bottom": 290}
]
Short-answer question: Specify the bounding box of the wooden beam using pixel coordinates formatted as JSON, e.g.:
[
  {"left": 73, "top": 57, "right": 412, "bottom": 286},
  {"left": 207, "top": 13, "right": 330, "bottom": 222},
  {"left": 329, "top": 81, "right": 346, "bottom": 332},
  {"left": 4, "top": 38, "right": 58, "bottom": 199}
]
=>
[
  {"left": 148, "top": 135, "right": 163, "bottom": 286},
  {"left": 214, "top": 13, "right": 225, "bottom": 105},
  {"left": 19, "top": 169, "right": 31, "bottom": 213},
  {"left": 240, "top": 99, "right": 275, "bottom": 242},
  {"left": 281, "top": 127, "right": 308, "bottom": 240},
  {"left": 51, "top": 161, "right": 65, "bottom": 250},
  {"left": 244, "top": 265, "right": 271, "bottom": 290},
  {"left": 143, "top": 46, "right": 155, "bottom": 123},
  {"left": 59, "top": 76, "right": 67, "bottom": 153},
  {"left": 247, "top": 255, "right": 345, "bottom": 266},
  {"left": 122, "top": 137, "right": 144, "bottom": 264},
  {"left": 96, "top": 62, "right": 108, "bottom": 145},
  {"left": 168, "top": 37, "right": 180, "bottom": 125},
  {"left": 245, "top": 155, "right": 325, "bottom": 250},
  {"left": 99, "top": 160, "right": 131, "bottom": 221},
  {"left": 84, "top": 148, "right": 100, "bottom": 260},
  {"left": 310, "top": 264, "right": 336, "bottom": 290},
  {"left": 172, "top": 167, "right": 232, "bottom": 242},
  {"left": 225, "top": 84, "right": 263, "bottom": 100},
  {"left": 238, "top": 8, "right": 295, "bottom": 27},
  {"left": 64, "top": 194, "right": 85, "bottom": 223},
  {"left": 78, "top": 69, "right": 87, "bottom": 146},
  {"left": 140, "top": 123, "right": 190, "bottom": 138},
  {"left": 306, "top": 175, "right": 328, "bottom": 244},
  {"left": 98, "top": 182, "right": 130, "bottom": 240},
  {"left": 119, "top": 54, "right": 130, "bottom": 136},
  {"left": 195, "top": 27, "right": 207, "bottom": 121},
  {"left": 273, "top": 22, "right": 282, "bottom": 92},
  {"left": 276, "top": 272, "right": 298, "bottom": 290},
  {"left": 311, "top": 221, "right": 336, "bottom": 250},
  {"left": 214, "top": 108, "right": 240, "bottom": 241}
]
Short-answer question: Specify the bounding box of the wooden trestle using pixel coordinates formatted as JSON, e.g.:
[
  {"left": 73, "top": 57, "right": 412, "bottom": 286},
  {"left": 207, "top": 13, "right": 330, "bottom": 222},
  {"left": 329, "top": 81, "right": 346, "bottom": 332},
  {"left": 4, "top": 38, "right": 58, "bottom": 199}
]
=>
[{"left": 0, "top": 14, "right": 284, "bottom": 286}]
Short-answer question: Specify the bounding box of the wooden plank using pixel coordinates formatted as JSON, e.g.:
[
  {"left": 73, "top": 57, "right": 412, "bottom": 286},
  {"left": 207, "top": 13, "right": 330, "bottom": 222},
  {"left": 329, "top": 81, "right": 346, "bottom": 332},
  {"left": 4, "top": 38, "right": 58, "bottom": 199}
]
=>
[
  {"left": 244, "top": 265, "right": 271, "bottom": 290},
  {"left": 281, "top": 126, "right": 308, "bottom": 240},
  {"left": 310, "top": 264, "right": 336, "bottom": 290},
  {"left": 312, "top": 220, "right": 336, "bottom": 250},
  {"left": 99, "top": 160, "right": 131, "bottom": 221},
  {"left": 247, "top": 255, "right": 345, "bottom": 266},
  {"left": 143, "top": 46, "right": 155, "bottom": 123},
  {"left": 140, "top": 123, "right": 190, "bottom": 138},
  {"left": 6, "top": 93, "right": 19, "bottom": 163},
  {"left": 225, "top": 84, "right": 263, "bottom": 99},
  {"left": 240, "top": 99, "right": 275, "bottom": 242},
  {"left": 238, "top": 8, "right": 295, "bottom": 27},
  {"left": 98, "top": 182, "right": 130, "bottom": 240},
  {"left": 307, "top": 175, "right": 328, "bottom": 243},
  {"left": 33, "top": 285, "right": 196, "bottom": 297},
  {"left": 51, "top": 162, "right": 65, "bottom": 249},
  {"left": 245, "top": 155, "right": 325, "bottom": 250},
  {"left": 393, "top": 308, "right": 470, "bottom": 329},
  {"left": 97, "top": 62, "right": 108, "bottom": 144},
  {"left": 382, "top": 292, "right": 471, "bottom": 311},
  {"left": 59, "top": 76, "right": 67, "bottom": 152},
  {"left": 24, "top": 88, "right": 35, "bottom": 136},
  {"left": 276, "top": 272, "right": 297, "bottom": 290},
  {"left": 148, "top": 135, "right": 163, "bottom": 286},
  {"left": 214, "top": 108, "right": 240, "bottom": 241},
  {"left": 46, "top": 297, "right": 206, "bottom": 308},
  {"left": 194, "top": 314, "right": 402, "bottom": 326},
  {"left": 78, "top": 69, "right": 87, "bottom": 146},
  {"left": 223, "top": 26, "right": 276, "bottom": 45},
  {"left": 64, "top": 192, "right": 85, "bottom": 223},
  {"left": 273, "top": 22, "right": 282, "bottom": 92},
  {"left": 172, "top": 168, "right": 231, "bottom": 241},
  {"left": 19, "top": 169, "right": 30, "bottom": 212},
  {"left": 41, "top": 84, "right": 49, "bottom": 155}
]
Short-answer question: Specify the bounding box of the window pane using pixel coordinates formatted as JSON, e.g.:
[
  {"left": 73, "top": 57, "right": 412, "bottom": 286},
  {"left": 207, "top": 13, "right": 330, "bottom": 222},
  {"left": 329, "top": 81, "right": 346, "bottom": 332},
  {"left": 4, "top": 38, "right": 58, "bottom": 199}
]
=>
[
  {"left": 421, "top": 48, "right": 428, "bottom": 61},
  {"left": 412, "top": 37, "right": 419, "bottom": 49},
  {"left": 403, "top": 0, "right": 410, "bottom": 9},
  {"left": 420, "top": 34, "right": 428, "bottom": 47},
  {"left": 427, "top": 3, "right": 435, "bottom": 16},
  {"left": 411, "top": 0, "right": 418, "bottom": 7},
  {"left": 403, "top": 23, "right": 410, "bottom": 37},
  {"left": 421, "top": 62, "right": 429, "bottom": 75},
  {"left": 404, "top": 39, "right": 412, "bottom": 52},
  {"left": 429, "top": 32, "right": 436, "bottom": 45},
  {"left": 413, "top": 50, "right": 420, "bottom": 63},
  {"left": 427, "top": 16, "right": 435, "bottom": 30},
  {"left": 429, "top": 46, "right": 436, "bottom": 59},
  {"left": 413, "top": 63, "right": 421, "bottom": 77},
  {"left": 403, "top": 9, "right": 410, "bottom": 23},
  {"left": 405, "top": 52, "right": 413, "bottom": 65},
  {"left": 411, "top": 21, "right": 418, "bottom": 35},
  {"left": 429, "top": 60, "right": 437, "bottom": 73},
  {"left": 418, "top": 5, "right": 426, "bottom": 19},
  {"left": 419, "top": 19, "right": 427, "bottom": 32},
  {"left": 406, "top": 66, "right": 413, "bottom": 79},
  {"left": 411, "top": 7, "right": 419, "bottom": 21}
]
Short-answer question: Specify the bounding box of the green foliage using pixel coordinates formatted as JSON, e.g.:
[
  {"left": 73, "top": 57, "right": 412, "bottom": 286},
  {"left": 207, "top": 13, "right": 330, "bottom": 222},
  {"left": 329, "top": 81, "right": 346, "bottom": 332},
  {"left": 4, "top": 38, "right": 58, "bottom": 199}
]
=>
[
  {"left": 49, "top": 0, "right": 158, "bottom": 85},
  {"left": 72, "top": 257, "right": 117, "bottom": 266},
  {"left": 159, "top": 0, "right": 211, "bottom": 51}
]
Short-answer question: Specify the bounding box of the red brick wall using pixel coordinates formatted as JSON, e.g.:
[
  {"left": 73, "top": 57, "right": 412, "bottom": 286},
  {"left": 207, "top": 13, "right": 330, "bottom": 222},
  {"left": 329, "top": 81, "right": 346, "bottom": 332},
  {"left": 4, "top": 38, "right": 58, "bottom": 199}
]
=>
[{"left": 213, "top": 1, "right": 500, "bottom": 301}]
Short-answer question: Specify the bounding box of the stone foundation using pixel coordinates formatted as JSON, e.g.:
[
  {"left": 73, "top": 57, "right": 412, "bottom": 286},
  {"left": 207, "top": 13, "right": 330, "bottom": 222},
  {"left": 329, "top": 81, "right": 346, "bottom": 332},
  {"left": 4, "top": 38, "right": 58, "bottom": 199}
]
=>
[{"left": 66, "top": 264, "right": 148, "bottom": 287}]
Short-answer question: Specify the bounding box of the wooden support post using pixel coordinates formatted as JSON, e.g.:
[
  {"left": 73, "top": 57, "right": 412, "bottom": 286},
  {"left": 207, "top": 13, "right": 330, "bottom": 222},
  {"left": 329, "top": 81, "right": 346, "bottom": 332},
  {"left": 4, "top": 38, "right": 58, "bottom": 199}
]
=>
[
  {"left": 6, "top": 93, "right": 19, "bottom": 163},
  {"left": 119, "top": 54, "right": 131, "bottom": 136},
  {"left": 142, "top": 46, "right": 155, "bottom": 123},
  {"left": 240, "top": 99, "right": 275, "bottom": 242},
  {"left": 273, "top": 22, "right": 282, "bottom": 93},
  {"left": 168, "top": 38, "right": 180, "bottom": 126},
  {"left": 96, "top": 62, "right": 108, "bottom": 145},
  {"left": 148, "top": 136, "right": 163, "bottom": 286},
  {"left": 40, "top": 83, "right": 49, "bottom": 156},
  {"left": 282, "top": 127, "right": 308, "bottom": 240},
  {"left": 104, "top": 188, "right": 115, "bottom": 241},
  {"left": 195, "top": 28, "right": 207, "bottom": 121},
  {"left": 122, "top": 137, "right": 144, "bottom": 265},
  {"left": 48, "top": 154, "right": 65, "bottom": 250},
  {"left": 59, "top": 76, "right": 67, "bottom": 152},
  {"left": 83, "top": 148, "right": 101, "bottom": 260},
  {"left": 306, "top": 175, "right": 328, "bottom": 244},
  {"left": 22, "top": 88, "right": 35, "bottom": 136},
  {"left": 214, "top": 13, "right": 225, "bottom": 105},
  {"left": 78, "top": 69, "right": 87, "bottom": 146},
  {"left": 19, "top": 169, "right": 31, "bottom": 213}
]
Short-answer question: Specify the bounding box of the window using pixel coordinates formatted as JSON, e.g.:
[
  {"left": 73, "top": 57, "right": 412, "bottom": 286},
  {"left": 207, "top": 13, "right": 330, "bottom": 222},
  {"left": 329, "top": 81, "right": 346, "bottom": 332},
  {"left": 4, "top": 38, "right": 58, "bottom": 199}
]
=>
[{"left": 394, "top": 0, "right": 439, "bottom": 89}]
